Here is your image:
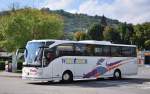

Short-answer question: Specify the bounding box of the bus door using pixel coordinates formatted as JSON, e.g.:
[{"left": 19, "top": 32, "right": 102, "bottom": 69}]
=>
[{"left": 43, "top": 47, "right": 56, "bottom": 79}]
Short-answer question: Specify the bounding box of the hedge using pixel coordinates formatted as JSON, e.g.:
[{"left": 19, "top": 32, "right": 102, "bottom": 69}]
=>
[
  {"left": 0, "top": 61, "right": 5, "bottom": 70},
  {"left": 0, "top": 61, "right": 23, "bottom": 70}
]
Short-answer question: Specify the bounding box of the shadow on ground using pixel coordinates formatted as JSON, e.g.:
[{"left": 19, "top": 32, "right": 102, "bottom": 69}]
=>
[{"left": 27, "top": 78, "right": 150, "bottom": 88}]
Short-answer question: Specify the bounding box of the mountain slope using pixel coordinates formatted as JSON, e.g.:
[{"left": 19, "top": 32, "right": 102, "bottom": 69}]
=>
[
  {"left": 41, "top": 9, "right": 121, "bottom": 32},
  {"left": 0, "top": 8, "right": 121, "bottom": 33}
]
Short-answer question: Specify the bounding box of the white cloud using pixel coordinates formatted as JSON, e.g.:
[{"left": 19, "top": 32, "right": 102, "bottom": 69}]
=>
[
  {"left": 43, "top": 0, "right": 73, "bottom": 10},
  {"left": 78, "top": 0, "right": 150, "bottom": 24}
]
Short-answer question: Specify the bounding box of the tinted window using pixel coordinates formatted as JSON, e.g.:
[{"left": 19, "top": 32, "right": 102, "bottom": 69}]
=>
[
  {"left": 103, "top": 45, "right": 110, "bottom": 56},
  {"left": 111, "top": 46, "right": 122, "bottom": 57},
  {"left": 44, "top": 47, "right": 56, "bottom": 66},
  {"left": 75, "top": 44, "right": 86, "bottom": 56},
  {"left": 130, "top": 47, "right": 137, "bottom": 57},
  {"left": 85, "top": 44, "right": 95, "bottom": 56},
  {"left": 121, "top": 47, "right": 130, "bottom": 57},
  {"left": 56, "top": 44, "right": 74, "bottom": 56},
  {"left": 94, "top": 45, "right": 103, "bottom": 56},
  {"left": 75, "top": 44, "right": 94, "bottom": 56},
  {"left": 121, "top": 47, "right": 136, "bottom": 57}
]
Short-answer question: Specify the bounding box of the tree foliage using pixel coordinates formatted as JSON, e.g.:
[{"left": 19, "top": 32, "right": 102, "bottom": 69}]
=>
[
  {"left": 103, "top": 26, "right": 121, "bottom": 43},
  {"left": 101, "top": 15, "right": 107, "bottom": 27},
  {"left": 0, "top": 8, "right": 149, "bottom": 51},
  {"left": 87, "top": 23, "right": 103, "bottom": 40},
  {"left": 144, "top": 40, "right": 150, "bottom": 50},
  {"left": 40, "top": 8, "right": 120, "bottom": 33},
  {"left": 0, "top": 8, "right": 64, "bottom": 51},
  {"left": 133, "top": 22, "right": 150, "bottom": 50},
  {"left": 117, "top": 23, "right": 135, "bottom": 44},
  {"left": 74, "top": 31, "right": 89, "bottom": 41}
]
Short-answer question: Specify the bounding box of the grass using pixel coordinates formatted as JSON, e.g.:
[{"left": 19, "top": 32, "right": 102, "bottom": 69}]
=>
[{"left": 0, "top": 70, "right": 4, "bottom": 72}]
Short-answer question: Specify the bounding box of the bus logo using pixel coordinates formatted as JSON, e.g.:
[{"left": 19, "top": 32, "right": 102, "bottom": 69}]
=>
[{"left": 97, "top": 58, "right": 105, "bottom": 65}]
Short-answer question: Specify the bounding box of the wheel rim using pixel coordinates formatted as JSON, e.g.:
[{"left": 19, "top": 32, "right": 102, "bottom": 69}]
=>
[
  {"left": 63, "top": 73, "right": 70, "bottom": 81},
  {"left": 115, "top": 71, "right": 120, "bottom": 78}
]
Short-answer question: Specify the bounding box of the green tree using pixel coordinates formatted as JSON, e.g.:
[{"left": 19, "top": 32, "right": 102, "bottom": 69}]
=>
[
  {"left": 133, "top": 22, "right": 150, "bottom": 50},
  {"left": 0, "top": 8, "right": 64, "bottom": 51},
  {"left": 144, "top": 40, "right": 150, "bottom": 50},
  {"left": 103, "top": 26, "right": 121, "bottom": 43},
  {"left": 63, "top": 32, "right": 74, "bottom": 40},
  {"left": 133, "top": 24, "right": 144, "bottom": 49},
  {"left": 118, "top": 22, "right": 134, "bottom": 44},
  {"left": 101, "top": 15, "right": 107, "bottom": 27},
  {"left": 74, "top": 31, "right": 89, "bottom": 41},
  {"left": 127, "top": 24, "right": 134, "bottom": 44},
  {"left": 87, "top": 23, "right": 103, "bottom": 40},
  {"left": 118, "top": 23, "right": 127, "bottom": 43}
]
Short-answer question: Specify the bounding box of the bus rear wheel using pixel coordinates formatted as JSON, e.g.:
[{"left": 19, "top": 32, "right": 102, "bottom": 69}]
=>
[
  {"left": 113, "top": 69, "right": 121, "bottom": 80},
  {"left": 62, "top": 71, "right": 73, "bottom": 83}
]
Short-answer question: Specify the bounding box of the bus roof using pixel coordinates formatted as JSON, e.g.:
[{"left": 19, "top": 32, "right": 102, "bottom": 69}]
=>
[
  {"left": 28, "top": 39, "right": 77, "bottom": 44},
  {"left": 79, "top": 40, "right": 111, "bottom": 45},
  {"left": 28, "top": 39, "right": 136, "bottom": 47},
  {"left": 79, "top": 40, "right": 136, "bottom": 47}
]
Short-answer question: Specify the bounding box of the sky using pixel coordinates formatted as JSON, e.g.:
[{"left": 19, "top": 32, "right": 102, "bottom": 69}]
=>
[{"left": 0, "top": 0, "right": 150, "bottom": 24}]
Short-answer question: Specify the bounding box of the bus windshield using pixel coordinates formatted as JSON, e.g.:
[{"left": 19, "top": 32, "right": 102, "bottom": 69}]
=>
[{"left": 24, "top": 42, "right": 45, "bottom": 66}]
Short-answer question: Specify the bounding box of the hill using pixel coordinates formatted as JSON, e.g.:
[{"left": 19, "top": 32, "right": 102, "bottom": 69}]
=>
[
  {"left": 0, "top": 8, "right": 121, "bottom": 33},
  {"left": 41, "top": 8, "right": 121, "bottom": 32},
  {"left": 0, "top": 8, "right": 149, "bottom": 50}
]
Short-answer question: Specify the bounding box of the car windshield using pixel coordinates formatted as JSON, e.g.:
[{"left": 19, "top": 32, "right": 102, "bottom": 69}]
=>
[{"left": 24, "top": 42, "right": 45, "bottom": 66}]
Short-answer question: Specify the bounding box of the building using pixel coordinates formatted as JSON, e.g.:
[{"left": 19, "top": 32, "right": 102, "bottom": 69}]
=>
[
  {"left": 0, "top": 50, "right": 12, "bottom": 61},
  {"left": 138, "top": 50, "right": 150, "bottom": 65},
  {"left": 0, "top": 48, "right": 24, "bottom": 72}
]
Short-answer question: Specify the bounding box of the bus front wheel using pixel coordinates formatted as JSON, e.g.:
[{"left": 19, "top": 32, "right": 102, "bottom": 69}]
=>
[
  {"left": 113, "top": 69, "right": 121, "bottom": 80},
  {"left": 62, "top": 71, "right": 73, "bottom": 83}
]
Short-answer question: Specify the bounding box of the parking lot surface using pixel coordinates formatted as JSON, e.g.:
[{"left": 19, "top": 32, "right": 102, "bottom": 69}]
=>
[{"left": 0, "top": 66, "right": 150, "bottom": 94}]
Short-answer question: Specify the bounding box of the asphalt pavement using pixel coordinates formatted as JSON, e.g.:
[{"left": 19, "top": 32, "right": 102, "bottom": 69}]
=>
[{"left": 0, "top": 65, "right": 150, "bottom": 94}]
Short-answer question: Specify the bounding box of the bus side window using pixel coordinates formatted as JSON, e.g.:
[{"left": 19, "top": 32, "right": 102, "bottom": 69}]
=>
[
  {"left": 56, "top": 44, "right": 74, "bottom": 56},
  {"left": 75, "top": 44, "right": 95, "bottom": 56},
  {"left": 103, "top": 46, "right": 110, "bottom": 56},
  {"left": 85, "top": 44, "right": 94, "bottom": 56},
  {"left": 75, "top": 44, "right": 86, "bottom": 56},
  {"left": 129, "top": 47, "right": 136, "bottom": 57},
  {"left": 111, "top": 46, "right": 122, "bottom": 57},
  {"left": 44, "top": 48, "right": 56, "bottom": 66},
  {"left": 131, "top": 47, "right": 136, "bottom": 57},
  {"left": 94, "top": 45, "right": 103, "bottom": 56},
  {"left": 122, "top": 47, "right": 131, "bottom": 57}
]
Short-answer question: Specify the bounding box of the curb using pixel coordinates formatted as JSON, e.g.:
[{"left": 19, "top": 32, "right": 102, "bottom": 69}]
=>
[
  {"left": 0, "top": 71, "right": 22, "bottom": 78},
  {"left": 0, "top": 75, "right": 22, "bottom": 78}
]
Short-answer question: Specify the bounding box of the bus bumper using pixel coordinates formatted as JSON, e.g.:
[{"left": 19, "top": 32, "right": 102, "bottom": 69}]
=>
[{"left": 22, "top": 76, "right": 53, "bottom": 81}]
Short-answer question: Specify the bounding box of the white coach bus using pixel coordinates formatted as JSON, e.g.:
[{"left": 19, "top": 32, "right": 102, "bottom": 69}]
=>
[{"left": 22, "top": 40, "right": 138, "bottom": 82}]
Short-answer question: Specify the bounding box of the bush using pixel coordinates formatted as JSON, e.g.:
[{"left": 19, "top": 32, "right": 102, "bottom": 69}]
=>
[
  {"left": 0, "top": 60, "right": 23, "bottom": 71},
  {"left": 0, "top": 61, "right": 5, "bottom": 70}
]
